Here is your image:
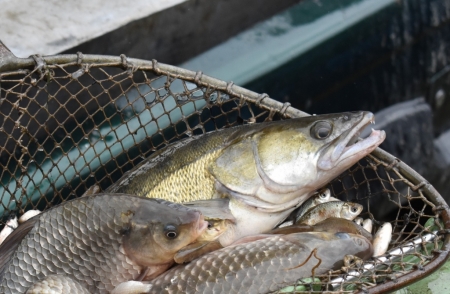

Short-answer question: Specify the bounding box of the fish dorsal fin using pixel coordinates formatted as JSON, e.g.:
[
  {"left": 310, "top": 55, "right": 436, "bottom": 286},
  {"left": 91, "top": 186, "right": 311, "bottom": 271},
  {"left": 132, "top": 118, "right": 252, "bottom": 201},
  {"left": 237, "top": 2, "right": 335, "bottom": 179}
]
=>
[
  {"left": 0, "top": 217, "right": 38, "bottom": 277},
  {"left": 183, "top": 199, "right": 234, "bottom": 221}
]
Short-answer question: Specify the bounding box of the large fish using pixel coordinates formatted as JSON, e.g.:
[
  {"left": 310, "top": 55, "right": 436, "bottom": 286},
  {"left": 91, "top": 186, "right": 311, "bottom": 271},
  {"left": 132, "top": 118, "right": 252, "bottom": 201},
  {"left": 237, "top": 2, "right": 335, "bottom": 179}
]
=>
[
  {"left": 0, "top": 194, "right": 208, "bottom": 294},
  {"left": 107, "top": 111, "right": 385, "bottom": 246},
  {"left": 114, "top": 231, "right": 373, "bottom": 294}
]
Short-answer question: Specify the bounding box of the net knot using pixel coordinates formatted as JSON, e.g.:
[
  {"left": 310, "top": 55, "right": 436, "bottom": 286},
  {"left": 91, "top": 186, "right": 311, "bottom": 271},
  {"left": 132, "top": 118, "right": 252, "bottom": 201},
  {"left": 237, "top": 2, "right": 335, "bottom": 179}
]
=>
[
  {"left": 194, "top": 71, "right": 203, "bottom": 84},
  {"left": 30, "top": 54, "right": 49, "bottom": 80},
  {"left": 432, "top": 205, "right": 449, "bottom": 213},
  {"left": 76, "top": 52, "right": 84, "bottom": 65},
  {"left": 411, "top": 181, "right": 427, "bottom": 191},
  {"left": 152, "top": 59, "right": 161, "bottom": 75},
  {"left": 386, "top": 158, "right": 400, "bottom": 170},
  {"left": 280, "top": 102, "right": 291, "bottom": 117},
  {"left": 120, "top": 54, "right": 129, "bottom": 68},
  {"left": 255, "top": 93, "right": 269, "bottom": 108},
  {"left": 226, "top": 82, "right": 234, "bottom": 95}
]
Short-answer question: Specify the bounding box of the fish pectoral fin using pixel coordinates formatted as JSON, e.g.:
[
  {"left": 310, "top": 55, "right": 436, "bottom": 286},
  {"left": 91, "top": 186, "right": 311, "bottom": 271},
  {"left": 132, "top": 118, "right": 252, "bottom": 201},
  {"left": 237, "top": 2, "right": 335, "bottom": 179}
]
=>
[
  {"left": 26, "top": 274, "right": 90, "bottom": 294},
  {"left": 140, "top": 264, "right": 173, "bottom": 281},
  {"left": 174, "top": 240, "right": 223, "bottom": 264},
  {"left": 183, "top": 199, "right": 235, "bottom": 221},
  {"left": 81, "top": 185, "right": 101, "bottom": 197},
  {"left": 111, "top": 281, "right": 153, "bottom": 294}
]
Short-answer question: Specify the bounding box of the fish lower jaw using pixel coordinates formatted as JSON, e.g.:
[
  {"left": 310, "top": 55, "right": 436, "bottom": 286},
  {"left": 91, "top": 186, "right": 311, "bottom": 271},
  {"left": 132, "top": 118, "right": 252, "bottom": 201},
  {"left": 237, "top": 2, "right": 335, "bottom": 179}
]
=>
[
  {"left": 338, "top": 129, "right": 385, "bottom": 164},
  {"left": 318, "top": 129, "right": 385, "bottom": 171}
]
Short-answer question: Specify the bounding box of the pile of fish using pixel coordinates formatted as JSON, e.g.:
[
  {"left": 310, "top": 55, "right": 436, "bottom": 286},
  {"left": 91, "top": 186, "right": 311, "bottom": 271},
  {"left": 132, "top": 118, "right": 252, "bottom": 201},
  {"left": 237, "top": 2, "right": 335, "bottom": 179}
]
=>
[{"left": 0, "top": 111, "right": 390, "bottom": 294}]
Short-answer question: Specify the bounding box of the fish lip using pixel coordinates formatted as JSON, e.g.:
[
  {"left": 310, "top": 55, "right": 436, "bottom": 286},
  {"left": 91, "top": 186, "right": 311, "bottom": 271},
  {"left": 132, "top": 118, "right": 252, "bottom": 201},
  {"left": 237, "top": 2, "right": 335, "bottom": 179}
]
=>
[
  {"left": 196, "top": 214, "right": 209, "bottom": 235},
  {"left": 318, "top": 112, "right": 384, "bottom": 170}
]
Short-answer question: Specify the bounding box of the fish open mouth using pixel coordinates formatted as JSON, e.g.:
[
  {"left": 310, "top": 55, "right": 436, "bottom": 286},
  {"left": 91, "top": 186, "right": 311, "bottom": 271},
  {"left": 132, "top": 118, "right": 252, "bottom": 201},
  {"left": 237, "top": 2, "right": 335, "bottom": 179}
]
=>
[
  {"left": 196, "top": 215, "right": 209, "bottom": 234},
  {"left": 319, "top": 112, "right": 386, "bottom": 170}
]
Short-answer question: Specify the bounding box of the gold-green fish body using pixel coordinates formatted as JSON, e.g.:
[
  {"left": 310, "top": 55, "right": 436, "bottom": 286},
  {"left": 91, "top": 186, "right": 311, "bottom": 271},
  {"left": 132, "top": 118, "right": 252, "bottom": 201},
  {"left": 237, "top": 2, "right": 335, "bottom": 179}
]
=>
[
  {"left": 296, "top": 201, "right": 363, "bottom": 226},
  {"left": 107, "top": 112, "right": 385, "bottom": 246},
  {"left": 110, "top": 135, "right": 225, "bottom": 203},
  {"left": 107, "top": 112, "right": 384, "bottom": 208}
]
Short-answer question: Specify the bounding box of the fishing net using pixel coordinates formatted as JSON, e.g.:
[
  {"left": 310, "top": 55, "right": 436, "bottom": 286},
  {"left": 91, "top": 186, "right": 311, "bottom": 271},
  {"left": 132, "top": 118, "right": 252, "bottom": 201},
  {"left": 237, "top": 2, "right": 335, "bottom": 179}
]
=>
[{"left": 0, "top": 43, "right": 449, "bottom": 293}]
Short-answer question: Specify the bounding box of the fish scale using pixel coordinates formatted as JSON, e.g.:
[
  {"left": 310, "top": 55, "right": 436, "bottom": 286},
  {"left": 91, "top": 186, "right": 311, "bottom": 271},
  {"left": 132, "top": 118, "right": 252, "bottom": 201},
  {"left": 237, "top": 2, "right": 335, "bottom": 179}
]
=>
[
  {"left": 0, "top": 197, "right": 140, "bottom": 293},
  {"left": 147, "top": 232, "right": 373, "bottom": 294},
  {"left": 0, "top": 194, "right": 205, "bottom": 294}
]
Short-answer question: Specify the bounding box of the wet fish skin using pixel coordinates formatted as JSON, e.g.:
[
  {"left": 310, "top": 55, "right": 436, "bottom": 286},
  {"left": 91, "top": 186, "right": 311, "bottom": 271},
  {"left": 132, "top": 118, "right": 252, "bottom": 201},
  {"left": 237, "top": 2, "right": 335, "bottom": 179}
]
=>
[
  {"left": 106, "top": 112, "right": 385, "bottom": 246},
  {"left": 372, "top": 222, "right": 392, "bottom": 257},
  {"left": 26, "top": 275, "right": 90, "bottom": 294},
  {"left": 296, "top": 201, "right": 363, "bottom": 225},
  {"left": 292, "top": 188, "right": 339, "bottom": 222},
  {"left": 143, "top": 232, "right": 373, "bottom": 294},
  {"left": 106, "top": 112, "right": 383, "bottom": 208},
  {"left": 0, "top": 194, "right": 207, "bottom": 294},
  {"left": 362, "top": 218, "right": 373, "bottom": 233},
  {"left": 270, "top": 218, "right": 373, "bottom": 242}
]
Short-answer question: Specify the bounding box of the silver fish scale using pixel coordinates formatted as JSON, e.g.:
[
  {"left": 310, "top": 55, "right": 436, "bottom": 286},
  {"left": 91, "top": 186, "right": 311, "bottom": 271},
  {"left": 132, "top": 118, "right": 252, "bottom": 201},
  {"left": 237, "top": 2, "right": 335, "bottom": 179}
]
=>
[
  {"left": 149, "top": 236, "right": 305, "bottom": 293},
  {"left": 148, "top": 233, "right": 372, "bottom": 294},
  {"left": 0, "top": 196, "right": 143, "bottom": 294},
  {"left": 26, "top": 274, "right": 90, "bottom": 294}
]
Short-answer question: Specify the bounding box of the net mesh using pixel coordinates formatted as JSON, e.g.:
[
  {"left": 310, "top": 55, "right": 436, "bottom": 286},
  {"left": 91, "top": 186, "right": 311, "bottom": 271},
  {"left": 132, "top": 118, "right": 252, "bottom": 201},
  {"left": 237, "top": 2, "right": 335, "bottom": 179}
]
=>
[{"left": 0, "top": 54, "right": 448, "bottom": 293}]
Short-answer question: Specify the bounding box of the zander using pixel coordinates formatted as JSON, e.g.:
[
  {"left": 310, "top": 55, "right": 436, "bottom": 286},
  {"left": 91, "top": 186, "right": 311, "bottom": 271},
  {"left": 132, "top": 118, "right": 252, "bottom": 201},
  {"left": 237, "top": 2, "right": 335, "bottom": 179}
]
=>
[
  {"left": 0, "top": 194, "right": 208, "bottom": 294},
  {"left": 107, "top": 112, "right": 385, "bottom": 246}
]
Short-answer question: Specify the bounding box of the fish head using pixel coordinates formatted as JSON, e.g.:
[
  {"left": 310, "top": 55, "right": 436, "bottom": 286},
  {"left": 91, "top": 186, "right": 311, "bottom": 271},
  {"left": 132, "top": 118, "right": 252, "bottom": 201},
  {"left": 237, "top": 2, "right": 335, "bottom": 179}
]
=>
[
  {"left": 121, "top": 199, "right": 208, "bottom": 267},
  {"left": 340, "top": 202, "right": 363, "bottom": 220},
  {"left": 248, "top": 111, "right": 385, "bottom": 207},
  {"left": 314, "top": 188, "right": 335, "bottom": 205}
]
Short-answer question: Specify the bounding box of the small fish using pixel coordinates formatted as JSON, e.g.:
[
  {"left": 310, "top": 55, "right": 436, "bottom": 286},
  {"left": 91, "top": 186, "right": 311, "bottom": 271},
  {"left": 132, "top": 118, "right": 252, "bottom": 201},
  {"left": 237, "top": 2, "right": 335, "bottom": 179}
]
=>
[
  {"left": 0, "top": 194, "right": 208, "bottom": 293},
  {"left": 296, "top": 201, "right": 363, "bottom": 226},
  {"left": 106, "top": 112, "right": 385, "bottom": 246},
  {"left": 291, "top": 188, "right": 339, "bottom": 222},
  {"left": 372, "top": 222, "right": 392, "bottom": 257},
  {"left": 362, "top": 218, "right": 373, "bottom": 233},
  {"left": 122, "top": 232, "right": 373, "bottom": 294},
  {"left": 270, "top": 218, "right": 373, "bottom": 242}
]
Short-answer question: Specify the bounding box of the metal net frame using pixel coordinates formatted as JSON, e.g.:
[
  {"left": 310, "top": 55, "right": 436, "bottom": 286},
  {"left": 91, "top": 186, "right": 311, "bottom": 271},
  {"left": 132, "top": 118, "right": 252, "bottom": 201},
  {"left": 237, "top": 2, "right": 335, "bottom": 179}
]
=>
[{"left": 0, "top": 42, "right": 449, "bottom": 293}]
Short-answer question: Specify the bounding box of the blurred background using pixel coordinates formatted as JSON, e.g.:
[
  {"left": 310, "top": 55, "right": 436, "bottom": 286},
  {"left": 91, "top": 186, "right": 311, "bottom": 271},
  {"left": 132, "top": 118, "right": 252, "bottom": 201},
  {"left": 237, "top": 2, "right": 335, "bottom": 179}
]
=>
[{"left": 1, "top": 0, "right": 450, "bottom": 291}]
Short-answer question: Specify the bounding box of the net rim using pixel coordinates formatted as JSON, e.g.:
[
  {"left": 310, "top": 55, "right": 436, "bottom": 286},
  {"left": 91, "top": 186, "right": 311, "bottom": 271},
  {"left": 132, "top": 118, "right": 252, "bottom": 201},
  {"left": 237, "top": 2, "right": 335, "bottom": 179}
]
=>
[{"left": 1, "top": 45, "right": 449, "bottom": 293}]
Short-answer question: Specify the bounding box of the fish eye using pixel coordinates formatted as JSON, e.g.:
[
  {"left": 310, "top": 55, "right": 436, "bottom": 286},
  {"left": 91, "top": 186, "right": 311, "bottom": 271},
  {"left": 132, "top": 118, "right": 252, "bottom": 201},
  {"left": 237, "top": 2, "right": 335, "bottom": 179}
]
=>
[
  {"left": 350, "top": 206, "right": 359, "bottom": 213},
  {"left": 319, "top": 192, "right": 327, "bottom": 199},
  {"left": 311, "top": 121, "right": 332, "bottom": 140},
  {"left": 164, "top": 224, "right": 178, "bottom": 239}
]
